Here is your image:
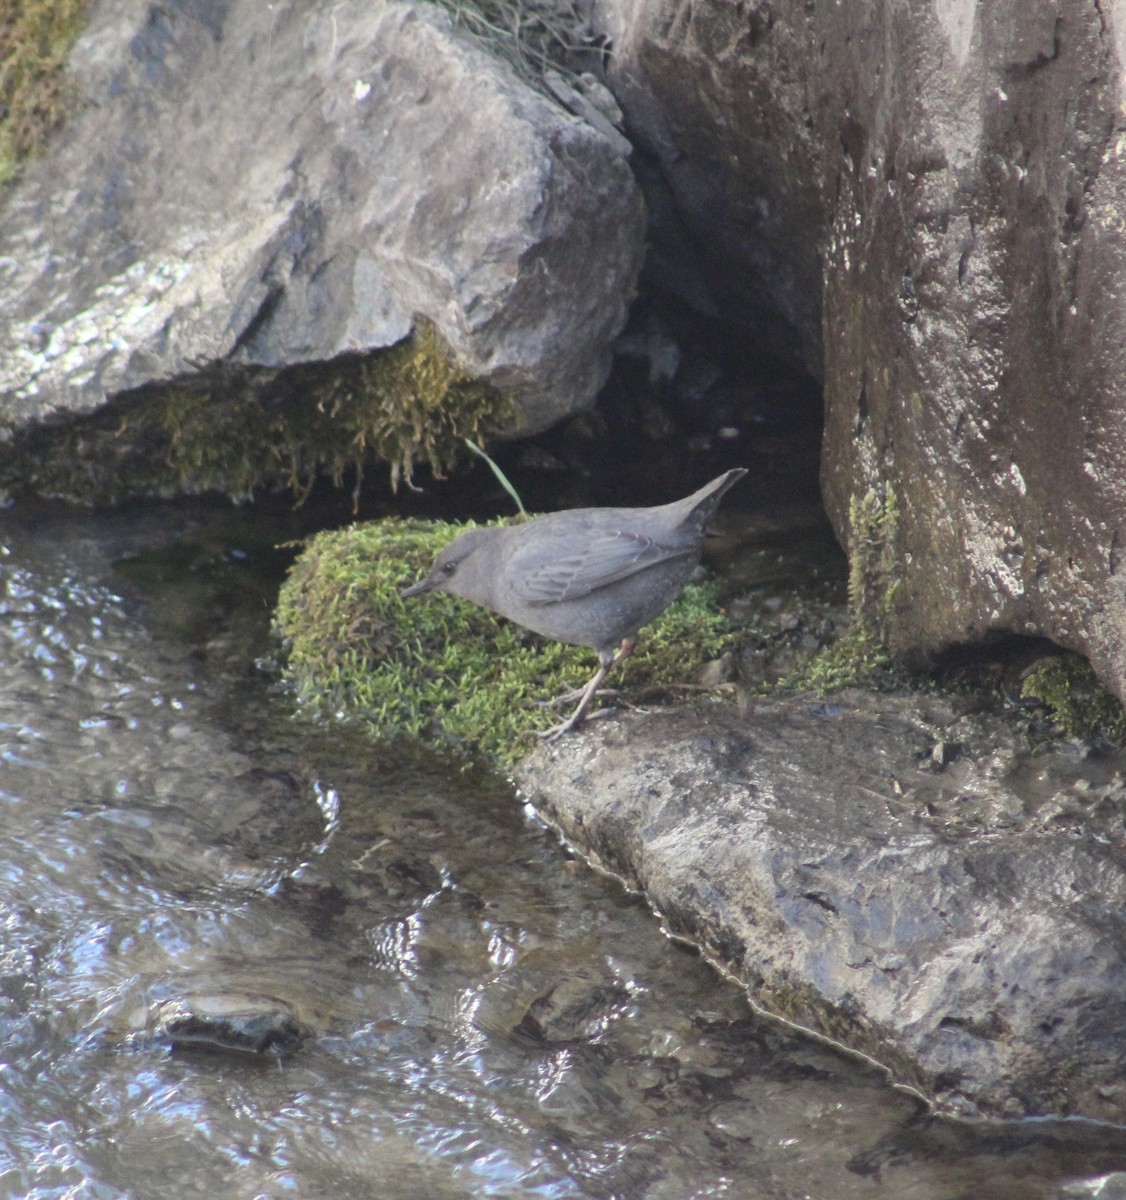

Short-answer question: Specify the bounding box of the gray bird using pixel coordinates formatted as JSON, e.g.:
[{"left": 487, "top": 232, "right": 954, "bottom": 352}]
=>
[{"left": 400, "top": 468, "right": 747, "bottom": 738}]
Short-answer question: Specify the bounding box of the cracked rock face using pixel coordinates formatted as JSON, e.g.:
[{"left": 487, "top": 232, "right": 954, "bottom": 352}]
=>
[
  {"left": 0, "top": 0, "right": 645, "bottom": 436},
  {"left": 599, "top": 0, "right": 1126, "bottom": 707},
  {"left": 517, "top": 693, "right": 1126, "bottom": 1122}
]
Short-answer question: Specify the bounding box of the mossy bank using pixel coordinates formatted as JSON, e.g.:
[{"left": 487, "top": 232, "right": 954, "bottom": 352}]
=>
[{"left": 1, "top": 324, "right": 510, "bottom": 505}]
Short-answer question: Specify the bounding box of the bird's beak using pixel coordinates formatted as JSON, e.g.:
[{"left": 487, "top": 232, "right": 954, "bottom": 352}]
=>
[{"left": 400, "top": 575, "right": 437, "bottom": 599}]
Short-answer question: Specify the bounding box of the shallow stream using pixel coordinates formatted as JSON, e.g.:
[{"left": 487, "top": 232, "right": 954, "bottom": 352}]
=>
[{"left": 0, "top": 499, "right": 1123, "bottom": 1199}]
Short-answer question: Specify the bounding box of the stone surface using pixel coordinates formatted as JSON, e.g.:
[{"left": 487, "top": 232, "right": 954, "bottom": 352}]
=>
[
  {"left": 599, "top": 0, "right": 828, "bottom": 374},
  {"left": 818, "top": 0, "right": 1126, "bottom": 711},
  {"left": 151, "top": 992, "right": 311, "bottom": 1057},
  {"left": 517, "top": 692, "right": 1126, "bottom": 1122},
  {"left": 597, "top": 0, "right": 1126, "bottom": 711},
  {"left": 0, "top": 0, "right": 644, "bottom": 437}
]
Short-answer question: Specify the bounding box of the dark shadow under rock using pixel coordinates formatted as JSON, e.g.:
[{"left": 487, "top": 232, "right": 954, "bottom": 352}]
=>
[{"left": 516, "top": 689, "right": 1126, "bottom": 1122}]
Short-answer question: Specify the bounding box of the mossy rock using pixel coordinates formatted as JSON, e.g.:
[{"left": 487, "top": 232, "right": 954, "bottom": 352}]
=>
[
  {"left": 778, "top": 487, "right": 902, "bottom": 695},
  {"left": 274, "top": 518, "right": 737, "bottom": 762},
  {"left": 4, "top": 323, "right": 512, "bottom": 505},
  {"left": 1020, "top": 654, "right": 1126, "bottom": 745},
  {"left": 0, "top": 0, "right": 89, "bottom": 188}
]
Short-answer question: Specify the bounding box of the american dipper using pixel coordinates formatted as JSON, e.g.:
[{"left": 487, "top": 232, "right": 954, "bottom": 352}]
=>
[{"left": 400, "top": 468, "right": 746, "bottom": 738}]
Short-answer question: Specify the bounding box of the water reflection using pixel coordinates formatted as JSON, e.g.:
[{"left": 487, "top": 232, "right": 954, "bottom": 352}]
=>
[{"left": 0, "top": 503, "right": 1122, "bottom": 1198}]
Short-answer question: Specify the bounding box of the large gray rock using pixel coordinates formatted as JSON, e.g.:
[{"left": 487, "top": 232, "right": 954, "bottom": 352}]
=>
[
  {"left": 598, "top": 0, "right": 1126, "bottom": 710},
  {"left": 819, "top": 1, "right": 1126, "bottom": 708},
  {"left": 518, "top": 693, "right": 1126, "bottom": 1122},
  {"left": 0, "top": 0, "right": 644, "bottom": 438}
]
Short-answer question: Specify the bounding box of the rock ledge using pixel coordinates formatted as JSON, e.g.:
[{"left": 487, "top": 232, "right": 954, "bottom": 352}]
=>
[{"left": 518, "top": 691, "right": 1126, "bottom": 1122}]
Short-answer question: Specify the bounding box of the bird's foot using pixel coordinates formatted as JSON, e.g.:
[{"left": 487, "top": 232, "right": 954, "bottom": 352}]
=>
[
  {"left": 532, "top": 687, "right": 620, "bottom": 710},
  {"left": 535, "top": 705, "right": 618, "bottom": 742},
  {"left": 533, "top": 658, "right": 615, "bottom": 739}
]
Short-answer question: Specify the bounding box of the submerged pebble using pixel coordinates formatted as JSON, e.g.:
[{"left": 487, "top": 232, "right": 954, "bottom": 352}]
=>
[{"left": 152, "top": 993, "right": 311, "bottom": 1057}]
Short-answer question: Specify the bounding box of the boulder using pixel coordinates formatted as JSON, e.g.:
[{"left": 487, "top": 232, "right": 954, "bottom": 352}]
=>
[
  {"left": 518, "top": 693, "right": 1126, "bottom": 1122},
  {"left": 818, "top": 0, "right": 1126, "bottom": 711},
  {"left": 598, "top": 0, "right": 1126, "bottom": 709},
  {"left": 0, "top": 0, "right": 644, "bottom": 445}
]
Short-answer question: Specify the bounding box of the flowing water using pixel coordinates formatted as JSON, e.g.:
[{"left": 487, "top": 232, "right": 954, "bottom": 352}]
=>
[{"left": 0, "top": 498, "right": 1124, "bottom": 1199}]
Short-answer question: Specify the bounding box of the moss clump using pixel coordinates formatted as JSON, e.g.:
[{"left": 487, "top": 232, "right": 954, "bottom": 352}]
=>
[
  {"left": 845, "top": 486, "right": 901, "bottom": 639},
  {"left": 784, "top": 486, "right": 903, "bottom": 693},
  {"left": 273, "top": 518, "right": 737, "bottom": 762},
  {"left": 1020, "top": 654, "right": 1126, "bottom": 745},
  {"left": 0, "top": 0, "right": 89, "bottom": 188},
  {"left": 5, "top": 323, "right": 511, "bottom": 505},
  {"left": 785, "top": 620, "right": 896, "bottom": 695}
]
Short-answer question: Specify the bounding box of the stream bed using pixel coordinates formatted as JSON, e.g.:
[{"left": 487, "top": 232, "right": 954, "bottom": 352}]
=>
[{"left": 0, "top": 498, "right": 1123, "bottom": 1199}]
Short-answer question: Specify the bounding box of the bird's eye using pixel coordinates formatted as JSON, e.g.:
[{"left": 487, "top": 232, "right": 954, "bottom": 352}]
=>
[{"left": 442, "top": 560, "right": 458, "bottom": 575}]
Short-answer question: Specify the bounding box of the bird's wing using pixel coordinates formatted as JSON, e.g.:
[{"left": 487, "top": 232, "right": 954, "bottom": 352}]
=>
[{"left": 508, "top": 527, "right": 695, "bottom": 604}]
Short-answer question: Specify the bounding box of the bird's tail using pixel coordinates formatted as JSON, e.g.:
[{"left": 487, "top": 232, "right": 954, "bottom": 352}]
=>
[{"left": 682, "top": 467, "right": 748, "bottom": 528}]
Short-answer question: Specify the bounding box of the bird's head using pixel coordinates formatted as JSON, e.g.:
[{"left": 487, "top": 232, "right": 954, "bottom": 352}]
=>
[{"left": 399, "top": 526, "right": 498, "bottom": 601}]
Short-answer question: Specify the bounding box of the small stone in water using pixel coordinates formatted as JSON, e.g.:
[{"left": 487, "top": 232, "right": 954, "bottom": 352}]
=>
[
  {"left": 707, "top": 1100, "right": 758, "bottom": 1141},
  {"left": 152, "top": 993, "right": 311, "bottom": 1057}
]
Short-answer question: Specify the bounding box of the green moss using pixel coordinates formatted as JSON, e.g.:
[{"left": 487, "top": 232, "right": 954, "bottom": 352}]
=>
[
  {"left": 0, "top": 0, "right": 89, "bottom": 187},
  {"left": 273, "top": 517, "right": 737, "bottom": 762},
  {"left": 845, "top": 485, "right": 901, "bottom": 638},
  {"left": 783, "top": 486, "right": 902, "bottom": 693},
  {"left": 784, "top": 622, "right": 895, "bottom": 695},
  {"left": 1020, "top": 654, "right": 1126, "bottom": 744},
  {"left": 4, "top": 322, "right": 512, "bottom": 505}
]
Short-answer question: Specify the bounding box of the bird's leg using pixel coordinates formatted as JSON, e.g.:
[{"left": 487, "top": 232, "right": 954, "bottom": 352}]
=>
[
  {"left": 536, "top": 638, "right": 637, "bottom": 740},
  {"left": 533, "top": 685, "right": 618, "bottom": 709},
  {"left": 610, "top": 636, "right": 637, "bottom": 669},
  {"left": 534, "top": 637, "right": 636, "bottom": 710},
  {"left": 536, "top": 658, "right": 611, "bottom": 741}
]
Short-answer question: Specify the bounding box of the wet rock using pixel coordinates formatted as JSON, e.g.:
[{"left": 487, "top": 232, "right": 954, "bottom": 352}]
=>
[
  {"left": 517, "top": 691, "right": 1126, "bottom": 1122},
  {"left": 1059, "top": 1173, "right": 1126, "bottom": 1200},
  {"left": 0, "top": 0, "right": 643, "bottom": 438},
  {"left": 816, "top": 1, "right": 1126, "bottom": 717},
  {"left": 462, "top": 944, "right": 632, "bottom": 1045},
  {"left": 929, "top": 740, "right": 962, "bottom": 768},
  {"left": 152, "top": 993, "right": 312, "bottom": 1057},
  {"left": 597, "top": 0, "right": 1126, "bottom": 711}
]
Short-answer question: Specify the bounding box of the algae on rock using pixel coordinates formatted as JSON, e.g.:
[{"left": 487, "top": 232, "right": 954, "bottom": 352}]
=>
[
  {"left": 3, "top": 323, "right": 511, "bottom": 505},
  {"left": 0, "top": 0, "right": 89, "bottom": 187},
  {"left": 782, "top": 486, "right": 903, "bottom": 694},
  {"left": 273, "top": 518, "right": 737, "bottom": 762}
]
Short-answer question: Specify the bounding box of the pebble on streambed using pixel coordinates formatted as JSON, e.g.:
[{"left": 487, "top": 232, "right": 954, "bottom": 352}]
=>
[{"left": 151, "top": 993, "right": 312, "bottom": 1058}]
